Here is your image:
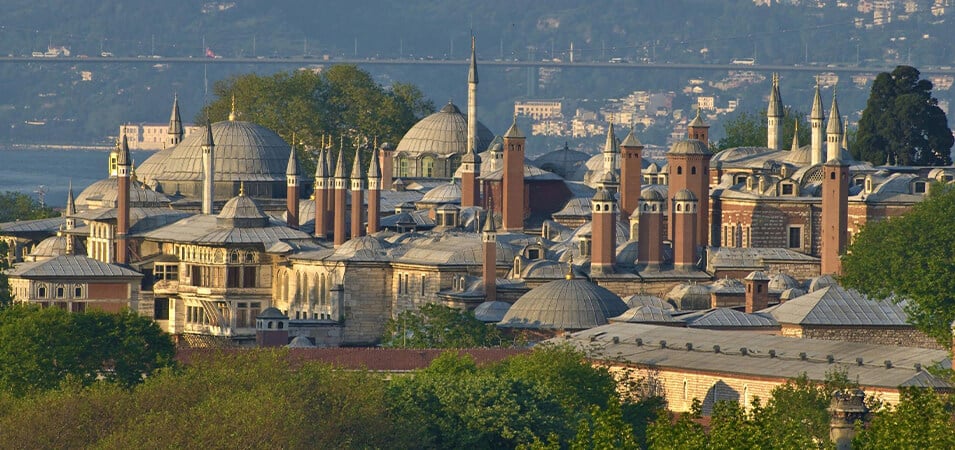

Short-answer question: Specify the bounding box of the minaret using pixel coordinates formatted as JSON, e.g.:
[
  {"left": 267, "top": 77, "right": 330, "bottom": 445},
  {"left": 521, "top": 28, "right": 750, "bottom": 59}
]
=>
[
  {"left": 379, "top": 142, "right": 394, "bottom": 190},
  {"left": 620, "top": 128, "right": 643, "bottom": 218},
  {"left": 482, "top": 211, "right": 497, "bottom": 303},
  {"left": 687, "top": 108, "right": 709, "bottom": 143},
  {"left": 467, "top": 35, "right": 479, "bottom": 158},
  {"left": 590, "top": 188, "right": 617, "bottom": 275},
  {"left": 167, "top": 94, "right": 184, "bottom": 146},
  {"left": 672, "top": 189, "right": 698, "bottom": 270},
  {"left": 637, "top": 190, "right": 665, "bottom": 271},
  {"left": 767, "top": 73, "right": 783, "bottom": 151},
  {"left": 502, "top": 116, "right": 525, "bottom": 232},
  {"left": 64, "top": 180, "right": 76, "bottom": 254},
  {"left": 790, "top": 120, "right": 801, "bottom": 152},
  {"left": 286, "top": 146, "right": 300, "bottom": 229},
  {"left": 811, "top": 84, "right": 826, "bottom": 165},
  {"left": 314, "top": 148, "right": 329, "bottom": 239},
  {"left": 821, "top": 155, "right": 849, "bottom": 275},
  {"left": 350, "top": 143, "right": 365, "bottom": 239},
  {"left": 461, "top": 145, "right": 482, "bottom": 208},
  {"left": 367, "top": 143, "right": 382, "bottom": 235},
  {"left": 333, "top": 146, "right": 348, "bottom": 246},
  {"left": 116, "top": 135, "right": 131, "bottom": 265},
  {"left": 201, "top": 120, "right": 215, "bottom": 215},
  {"left": 827, "top": 91, "right": 843, "bottom": 162},
  {"left": 599, "top": 121, "right": 620, "bottom": 192}
]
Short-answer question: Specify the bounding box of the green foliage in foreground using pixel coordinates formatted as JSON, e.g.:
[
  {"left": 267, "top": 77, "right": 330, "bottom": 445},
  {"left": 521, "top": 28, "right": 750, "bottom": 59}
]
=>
[
  {"left": 0, "top": 191, "right": 58, "bottom": 223},
  {"left": 0, "top": 306, "right": 175, "bottom": 396},
  {"left": 841, "top": 183, "right": 955, "bottom": 344},
  {"left": 716, "top": 107, "right": 810, "bottom": 151},
  {"left": 381, "top": 303, "right": 507, "bottom": 348}
]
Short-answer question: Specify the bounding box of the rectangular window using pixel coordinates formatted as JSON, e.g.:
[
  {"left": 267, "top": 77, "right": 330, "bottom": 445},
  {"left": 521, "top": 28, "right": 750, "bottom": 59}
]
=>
[
  {"left": 71, "top": 302, "right": 86, "bottom": 313},
  {"left": 243, "top": 267, "right": 257, "bottom": 288},
  {"left": 914, "top": 182, "right": 926, "bottom": 194},
  {"left": 781, "top": 184, "right": 794, "bottom": 196},
  {"left": 788, "top": 226, "right": 802, "bottom": 249},
  {"left": 74, "top": 286, "right": 83, "bottom": 298},
  {"left": 227, "top": 267, "right": 241, "bottom": 288},
  {"left": 154, "top": 298, "right": 169, "bottom": 320}
]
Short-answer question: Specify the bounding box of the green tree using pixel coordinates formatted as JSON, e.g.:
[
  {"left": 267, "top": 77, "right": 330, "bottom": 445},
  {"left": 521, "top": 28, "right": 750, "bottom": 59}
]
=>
[
  {"left": 854, "top": 388, "right": 955, "bottom": 449},
  {"left": 0, "top": 241, "right": 11, "bottom": 308},
  {"left": 0, "top": 191, "right": 58, "bottom": 223},
  {"left": 853, "top": 65, "right": 953, "bottom": 166},
  {"left": 716, "top": 107, "right": 810, "bottom": 151},
  {"left": 570, "top": 398, "right": 640, "bottom": 450},
  {"left": 198, "top": 66, "right": 434, "bottom": 175},
  {"left": 841, "top": 183, "right": 955, "bottom": 344},
  {"left": 381, "top": 303, "right": 506, "bottom": 348}
]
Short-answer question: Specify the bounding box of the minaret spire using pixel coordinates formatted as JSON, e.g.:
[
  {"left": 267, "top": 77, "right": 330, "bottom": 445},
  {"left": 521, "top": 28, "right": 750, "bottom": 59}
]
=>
[
  {"left": 350, "top": 140, "right": 365, "bottom": 239},
  {"left": 168, "top": 94, "right": 184, "bottom": 146},
  {"left": 285, "top": 145, "right": 300, "bottom": 229},
  {"left": 826, "top": 89, "right": 843, "bottom": 161},
  {"left": 790, "top": 120, "right": 800, "bottom": 152},
  {"left": 201, "top": 119, "right": 215, "bottom": 215},
  {"left": 810, "top": 84, "right": 826, "bottom": 165},
  {"left": 767, "top": 73, "right": 783, "bottom": 150},
  {"left": 467, "top": 35, "right": 479, "bottom": 161},
  {"left": 115, "top": 135, "right": 132, "bottom": 264}
]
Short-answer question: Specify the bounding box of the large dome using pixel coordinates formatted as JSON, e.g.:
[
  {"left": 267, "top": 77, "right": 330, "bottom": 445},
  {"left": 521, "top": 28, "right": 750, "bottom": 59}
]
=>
[
  {"left": 155, "top": 120, "right": 291, "bottom": 182},
  {"left": 395, "top": 102, "right": 494, "bottom": 157},
  {"left": 498, "top": 278, "right": 627, "bottom": 330}
]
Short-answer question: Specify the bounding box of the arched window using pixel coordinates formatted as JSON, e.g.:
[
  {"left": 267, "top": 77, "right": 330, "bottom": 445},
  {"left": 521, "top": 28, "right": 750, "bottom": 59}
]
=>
[
  {"left": 277, "top": 321, "right": 284, "bottom": 329},
  {"left": 245, "top": 251, "right": 255, "bottom": 263},
  {"left": 422, "top": 156, "right": 435, "bottom": 178},
  {"left": 676, "top": 204, "right": 682, "bottom": 212},
  {"left": 691, "top": 166, "right": 697, "bottom": 175},
  {"left": 229, "top": 250, "right": 239, "bottom": 264},
  {"left": 398, "top": 157, "right": 409, "bottom": 177},
  {"left": 677, "top": 166, "right": 683, "bottom": 175}
]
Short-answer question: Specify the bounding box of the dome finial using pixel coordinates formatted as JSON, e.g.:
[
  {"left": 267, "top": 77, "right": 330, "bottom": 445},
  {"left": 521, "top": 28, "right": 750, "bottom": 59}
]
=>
[
  {"left": 239, "top": 181, "right": 245, "bottom": 197},
  {"left": 229, "top": 94, "right": 237, "bottom": 121},
  {"left": 566, "top": 255, "right": 574, "bottom": 280}
]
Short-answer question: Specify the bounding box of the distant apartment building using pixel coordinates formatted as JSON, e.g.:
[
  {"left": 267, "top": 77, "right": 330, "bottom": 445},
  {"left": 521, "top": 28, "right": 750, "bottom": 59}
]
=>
[
  {"left": 120, "top": 123, "right": 202, "bottom": 150},
  {"left": 697, "top": 96, "right": 716, "bottom": 111},
  {"left": 514, "top": 100, "right": 563, "bottom": 120}
]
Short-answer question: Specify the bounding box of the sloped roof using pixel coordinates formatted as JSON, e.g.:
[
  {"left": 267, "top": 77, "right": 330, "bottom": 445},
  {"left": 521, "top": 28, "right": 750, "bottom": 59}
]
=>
[
  {"left": 761, "top": 285, "right": 909, "bottom": 326},
  {"left": 8, "top": 255, "right": 142, "bottom": 278},
  {"left": 683, "top": 308, "right": 778, "bottom": 328},
  {"left": 610, "top": 305, "right": 680, "bottom": 324}
]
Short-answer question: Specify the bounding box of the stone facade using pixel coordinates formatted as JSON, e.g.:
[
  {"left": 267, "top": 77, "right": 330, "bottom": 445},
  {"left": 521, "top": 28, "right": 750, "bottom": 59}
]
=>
[{"left": 780, "top": 324, "right": 943, "bottom": 350}]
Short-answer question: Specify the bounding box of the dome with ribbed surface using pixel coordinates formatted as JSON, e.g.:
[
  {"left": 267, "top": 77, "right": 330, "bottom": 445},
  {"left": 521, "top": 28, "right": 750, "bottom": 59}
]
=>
[
  {"left": 217, "top": 194, "right": 269, "bottom": 227},
  {"left": 474, "top": 301, "right": 512, "bottom": 323},
  {"left": 395, "top": 102, "right": 494, "bottom": 157},
  {"left": 498, "top": 278, "right": 627, "bottom": 330},
  {"left": 667, "top": 139, "right": 710, "bottom": 155},
  {"left": 421, "top": 182, "right": 462, "bottom": 204}
]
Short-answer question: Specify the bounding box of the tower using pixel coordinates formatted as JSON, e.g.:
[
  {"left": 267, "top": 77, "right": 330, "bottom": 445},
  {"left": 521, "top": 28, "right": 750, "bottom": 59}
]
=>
[
  {"left": 667, "top": 138, "right": 711, "bottom": 246},
  {"left": 461, "top": 146, "right": 482, "bottom": 208},
  {"left": 810, "top": 84, "right": 825, "bottom": 165},
  {"left": 350, "top": 143, "right": 365, "bottom": 239},
  {"left": 64, "top": 181, "right": 76, "bottom": 254},
  {"left": 379, "top": 142, "right": 394, "bottom": 190},
  {"left": 767, "top": 73, "right": 783, "bottom": 151},
  {"left": 637, "top": 190, "right": 665, "bottom": 271},
  {"left": 598, "top": 122, "right": 620, "bottom": 192},
  {"left": 672, "top": 189, "right": 698, "bottom": 270},
  {"left": 821, "top": 157, "right": 849, "bottom": 275},
  {"left": 744, "top": 270, "right": 770, "bottom": 313},
  {"left": 168, "top": 94, "right": 184, "bottom": 146},
  {"left": 467, "top": 35, "right": 479, "bottom": 159},
  {"left": 314, "top": 148, "right": 329, "bottom": 239},
  {"left": 482, "top": 211, "right": 497, "bottom": 303},
  {"left": 116, "top": 135, "right": 131, "bottom": 265},
  {"left": 502, "top": 116, "right": 525, "bottom": 232},
  {"left": 201, "top": 121, "right": 215, "bottom": 215},
  {"left": 285, "top": 147, "right": 300, "bottom": 229},
  {"left": 687, "top": 108, "right": 709, "bottom": 143},
  {"left": 333, "top": 146, "right": 348, "bottom": 247},
  {"left": 590, "top": 188, "right": 617, "bottom": 275},
  {"left": 619, "top": 128, "right": 644, "bottom": 218},
  {"left": 827, "top": 91, "right": 843, "bottom": 162},
  {"left": 367, "top": 144, "right": 382, "bottom": 235}
]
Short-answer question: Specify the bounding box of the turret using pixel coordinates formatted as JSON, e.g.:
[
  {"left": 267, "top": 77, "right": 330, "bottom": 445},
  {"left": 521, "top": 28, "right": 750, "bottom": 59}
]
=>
[
  {"left": 168, "top": 94, "right": 184, "bottom": 146},
  {"left": 620, "top": 128, "right": 644, "bottom": 218},
  {"left": 286, "top": 146, "right": 300, "bottom": 229},
  {"left": 827, "top": 91, "right": 843, "bottom": 162},
  {"left": 767, "top": 73, "right": 784, "bottom": 150},
  {"left": 811, "top": 85, "right": 826, "bottom": 165},
  {"left": 116, "top": 135, "right": 132, "bottom": 265},
  {"left": 590, "top": 188, "right": 617, "bottom": 275},
  {"left": 365, "top": 147, "right": 382, "bottom": 236},
  {"left": 314, "top": 148, "right": 329, "bottom": 239},
  {"left": 687, "top": 108, "right": 709, "bottom": 143},
  {"left": 502, "top": 116, "right": 526, "bottom": 232},
  {"left": 350, "top": 143, "right": 365, "bottom": 239},
  {"left": 744, "top": 271, "right": 770, "bottom": 313},
  {"left": 601, "top": 121, "right": 620, "bottom": 186},
  {"left": 201, "top": 120, "right": 215, "bottom": 215},
  {"left": 333, "top": 146, "right": 348, "bottom": 247}
]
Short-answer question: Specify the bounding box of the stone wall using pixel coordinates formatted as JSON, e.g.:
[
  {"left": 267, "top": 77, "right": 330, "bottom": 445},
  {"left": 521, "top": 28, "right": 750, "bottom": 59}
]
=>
[{"left": 794, "top": 325, "right": 945, "bottom": 350}]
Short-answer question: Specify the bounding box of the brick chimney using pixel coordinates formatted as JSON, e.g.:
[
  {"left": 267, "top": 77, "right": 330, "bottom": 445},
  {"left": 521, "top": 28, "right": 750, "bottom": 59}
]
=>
[
  {"left": 116, "top": 135, "right": 132, "bottom": 264},
  {"left": 285, "top": 147, "right": 300, "bottom": 229},
  {"left": 333, "top": 146, "right": 347, "bottom": 247},
  {"left": 461, "top": 146, "right": 482, "bottom": 208},
  {"left": 502, "top": 116, "right": 525, "bottom": 232},
  {"left": 350, "top": 144, "right": 365, "bottom": 239},
  {"left": 590, "top": 188, "right": 617, "bottom": 275},
  {"left": 482, "top": 212, "right": 497, "bottom": 303},
  {"left": 744, "top": 270, "right": 770, "bottom": 313},
  {"left": 367, "top": 144, "right": 382, "bottom": 234},
  {"left": 314, "top": 148, "right": 329, "bottom": 239},
  {"left": 672, "top": 189, "right": 698, "bottom": 270},
  {"left": 821, "top": 158, "right": 849, "bottom": 275},
  {"left": 667, "top": 138, "right": 711, "bottom": 247},
  {"left": 620, "top": 128, "right": 643, "bottom": 218},
  {"left": 379, "top": 142, "right": 394, "bottom": 190},
  {"left": 637, "top": 189, "right": 665, "bottom": 270}
]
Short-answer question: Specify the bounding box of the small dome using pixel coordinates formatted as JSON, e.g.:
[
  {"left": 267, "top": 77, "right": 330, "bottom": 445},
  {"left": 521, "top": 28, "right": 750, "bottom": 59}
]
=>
[
  {"left": 287, "top": 336, "right": 317, "bottom": 348},
  {"left": 217, "top": 194, "right": 269, "bottom": 227},
  {"left": 498, "top": 278, "right": 627, "bottom": 330},
  {"left": 611, "top": 305, "right": 679, "bottom": 324},
  {"left": 640, "top": 189, "right": 665, "bottom": 202},
  {"left": 332, "top": 235, "right": 391, "bottom": 261},
  {"left": 257, "top": 307, "right": 287, "bottom": 319},
  {"left": 474, "top": 301, "right": 512, "bottom": 323},
  {"left": 395, "top": 102, "right": 495, "bottom": 157},
  {"left": 592, "top": 189, "right": 614, "bottom": 202},
  {"left": 623, "top": 294, "right": 672, "bottom": 310},
  {"left": 768, "top": 273, "right": 799, "bottom": 292},
  {"left": 809, "top": 274, "right": 837, "bottom": 292},
  {"left": 667, "top": 139, "right": 710, "bottom": 155},
  {"left": 420, "top": 182, "right": 462, "bottom": 204},
  {"left": 665, "top": 283, "right": 711, "bottom": 310},
  {"left": 673, "top": 189, "right": 697, "bottom": 202},
  {"left": 534, "top": 144, "right": 590, "bottom": 178},
  {"left": 27, "top": 235, "right": 84, "bottom": 261}
]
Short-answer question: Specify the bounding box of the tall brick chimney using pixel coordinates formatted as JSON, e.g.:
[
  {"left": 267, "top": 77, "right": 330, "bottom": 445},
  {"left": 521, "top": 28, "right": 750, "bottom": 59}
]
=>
[
  {"left": 482, "top": 212, "right": 497, "bottom": 303},
  {"left": 367, "top": 144, "right": 382, "bottom": 235},
  {"left": 821, "top": 157, "right": 849, "bottom": 275},
  {"left": 502, "top": 116, "right": 525, "bottom": 232},
  {"left": 590, "top": 188, "right": 617, "bottom": 275},
  {"left": 379, "top": 142, "right": 394, "bottom": 190},
  {"left": 461, "top": 146, "right": 482, "bottom": 208},
  {"left": 285, "top": 147, "right": 300, "bottom": 229},
  {"left": 116, "top": 135, "right": 132, "bottom": 264},
  {"left": 637, "top": 189, "right": 665, "bottom": 271},
  {"left": 333, "top": 146, "right": 347, "bottom": 247},
  {"left": 744, "top": 270, "right": 770, "bottom": 313},
  {"left": 350, "top": 144, "right": 365, "bottom": 239},
  {"left": 620, "top": 128, "right": 643, "bottom": 218},
  {"left": 672, "top": 189, "right": 698, "bottom": 270},
  {"left": 667, "top": 138, "right": 711, "bottom": 247},
  {"left": 314, "top": 148, "right": 329, "bottom": 239}
]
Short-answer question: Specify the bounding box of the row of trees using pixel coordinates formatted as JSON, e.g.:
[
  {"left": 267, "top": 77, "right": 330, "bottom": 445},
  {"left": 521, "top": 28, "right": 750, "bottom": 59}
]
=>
[
  {"left": 197, "top": 65, "right": 435, "bottom": 175},
  {"left": 380, "top": 303, "right": 509, "bottom": 348}
]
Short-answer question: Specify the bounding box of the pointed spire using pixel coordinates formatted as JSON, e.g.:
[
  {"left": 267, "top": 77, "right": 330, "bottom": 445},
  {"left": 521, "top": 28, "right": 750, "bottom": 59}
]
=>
[
  {"left": 827, "top": 90, "right": 842, "bottom": 135},
  {"left": 621, "top": 127, "right": 642, "bottom": 147},
  {"left": 482, "top": 210, "right": 496, "bottom": 233},
  {"left": 168, "top": 94, "right": 183, "bottom": 136},
  {"left": 790, "top": 120, "right": 800, "bottom": 151},
  {"left": 767, "top": 73, "right": 783, "bottom": 118},
  {"left": 688, "top": 108, "right": 707, "bottom": 128},
  {"left": 842, "top": 117, "right": 849, "bottom": 149},
  {"left": 368, "top": 144, "right": 382, "bottom": 180},
  {"left": 117, "top": 134, "right": 131, "bottom": 166},
  {"left": 504, "top": 114, "right": 524, "bottom": 138},
  {"left": 315, "top": 147, "right": 328, "bottom": 179},
  {"left": 350, "top": 142, "right": 364, "bottom": 180},
  {"left": 603, "top": 121, "right": 617, "bottom": 154},
  {"left": 334, "top": 145, "right": 347, "bottom": 179},
  {"left": 286, "top": 146, "right": 299, "bottom": 176},
  {"left": 811, "top": 84, "right": 825, "bottom": 120},
  {"left": 228, "top": 94, "right": 237, "bottom": 121},
  {"left": 468, "top": 35, "right": 478, "bottom": 84},
  {"left": 65, "top": 180, "right": 76, "bottom": 215},
  {"left": 203, "top": 119, "right": 215, "bottom": 148}
]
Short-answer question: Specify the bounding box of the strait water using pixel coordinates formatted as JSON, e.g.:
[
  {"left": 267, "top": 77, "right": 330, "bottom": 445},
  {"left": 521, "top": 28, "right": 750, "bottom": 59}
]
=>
[{"left": 0, "top": 147, "right": 156, "bottom": 209}]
